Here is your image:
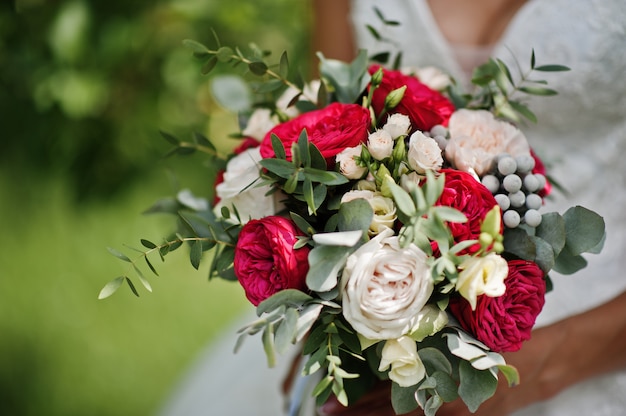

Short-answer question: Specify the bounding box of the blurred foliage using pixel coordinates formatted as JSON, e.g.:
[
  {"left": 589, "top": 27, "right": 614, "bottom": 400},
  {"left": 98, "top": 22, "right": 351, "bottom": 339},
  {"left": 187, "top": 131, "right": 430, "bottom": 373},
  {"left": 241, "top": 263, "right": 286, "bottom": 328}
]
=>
[
  {"left": 1, "top": 0, "right": 313, "bottom": 200},
  {"left": 0, "top": 0, "right": 313, "bottom": 415}
]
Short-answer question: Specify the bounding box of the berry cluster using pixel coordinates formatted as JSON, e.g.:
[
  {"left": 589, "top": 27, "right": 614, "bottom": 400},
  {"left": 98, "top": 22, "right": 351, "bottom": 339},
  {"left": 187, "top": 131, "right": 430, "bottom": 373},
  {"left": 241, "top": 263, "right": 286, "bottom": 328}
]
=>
[{"left": 481, "top": 154, "right": 546, "bottom": 229}]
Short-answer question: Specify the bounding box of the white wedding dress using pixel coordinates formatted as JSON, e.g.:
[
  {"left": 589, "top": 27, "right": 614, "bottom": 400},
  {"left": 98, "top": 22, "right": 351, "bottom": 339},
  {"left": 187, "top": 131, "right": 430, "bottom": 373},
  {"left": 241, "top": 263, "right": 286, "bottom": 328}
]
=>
[{"left": 158, "top": 1, "right": 626, "bottom": 415}]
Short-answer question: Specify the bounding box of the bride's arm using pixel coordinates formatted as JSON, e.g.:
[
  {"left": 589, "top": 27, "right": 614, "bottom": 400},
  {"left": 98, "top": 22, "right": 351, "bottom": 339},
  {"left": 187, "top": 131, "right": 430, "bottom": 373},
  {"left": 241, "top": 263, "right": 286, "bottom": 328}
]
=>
[
  {"left": 311, "top": 0, "right": 355, "bottom": 62},
  {"left": 319, "top": 290, "right": 626, "bottom": 416}
]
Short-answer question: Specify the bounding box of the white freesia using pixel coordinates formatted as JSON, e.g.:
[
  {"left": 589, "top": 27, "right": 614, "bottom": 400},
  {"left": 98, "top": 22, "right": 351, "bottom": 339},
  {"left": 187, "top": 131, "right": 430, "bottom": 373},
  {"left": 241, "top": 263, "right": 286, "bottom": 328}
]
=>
[
  {"left": 456, "top": 253, "right": 508, "bottom": 310},
  {"left": 407, "top": 131, "right": 444, "bottom": 173},
  {"left": 336, "top": 145, "right": 367, "bottom": 180},
  {"left": 446, "top": 109, "right": 531, "bottom": 176},
  {"left": 382, "top": 113, "right": 411, "bottom": 139},
  {"left": 341, "top": 190, "right": 396, "bottom": 235},
  {"left": 367, "top": 130, "right": 394, "bottom": 161},
  {"left": 379, "top": 336, "right": 426, "bottom": 387},
  {"left": 341, "top": 229, "right": 434, "bottom": 340},
  {"left": 214, "top": 147, "right": 280, "bottom": 222},
  {"left": 241, "top": 108, "right": 277, "bottom": 141}
]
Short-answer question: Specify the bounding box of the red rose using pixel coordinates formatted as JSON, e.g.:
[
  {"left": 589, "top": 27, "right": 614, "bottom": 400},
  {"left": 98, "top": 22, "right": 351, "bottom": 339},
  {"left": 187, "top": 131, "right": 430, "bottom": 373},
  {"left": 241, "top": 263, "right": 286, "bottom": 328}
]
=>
[
  {"left": 259, "top": 102, "right": 370, "bottom": 166},
  {"left": 435, "top": 169, "right": 501, "bottom": 254},
  {"left": 369, "top": 65, "right": 455, "bottom": 131},
  {"left": 234, "top": 216, "right": 310, "bottom": 306},
  {"left": 449, "top": 259, "right": 546, "bottom": 352}
]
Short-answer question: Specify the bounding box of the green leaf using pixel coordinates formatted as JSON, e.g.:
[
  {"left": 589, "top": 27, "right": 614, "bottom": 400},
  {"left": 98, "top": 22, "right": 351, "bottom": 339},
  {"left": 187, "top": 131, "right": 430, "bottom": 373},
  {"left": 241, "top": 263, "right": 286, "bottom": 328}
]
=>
[
  {"left": 262, "top": 323, "right": 276, "bottom": 367},
  {"left": 290, "top": 212, "right": 315, "bottom": 235},
  {"left": 431, "top": 371, "right": 459, "bottom": 402},
  {"left": 275, "top": 307, "right": 299, "bottom": 354},
  {"left": 303, "top": 178, "right": 315, "bottom": 214},
  {"left": 296, "top": 303, "right": 324, "bottom": 342},
  {"left": 216, "top": 46, "right": 233, "bottom": 62},
  {"left": 562, "top": 206, "right": 606, "bottom": 255},
  {"left": 503, "top": 227, "right": 536, "bottom": 261},
  {"left": 306, "top": 245, "right": 352, "bottom": 292},
  {"left": 98, "top": 276, "right": 125, "bottom": 299},
  {"left": 144, "top": 256, "right": 159, "bottom": 276},
  {"left": 182, "top": 39, "right": 210, "bottom": 55},
  {"left": 259, "top": 158, "right": 295, "bottom": 179},
  {"left": 518, "top": 85, "right": 558, "bottom": 96},
  {"left": 159, "top": 130, "right": 180, "bottom": 146},
  {"left": 125, "top": 277, "right": 140, "bottom": 297},
  {"left": 312, "top": 230, "right": 363, "bottom": 247},
  {"left": 553, "top": 246, "right": 588, "bottom": 275},
  {"left": 190, "top": 240, "right": 202, "bottom": 270},
  {"left": 458, "top": 361, "right": 497, "bottom": 412},
  {"left": 107, "top": 247, "right": 131, "bottom": 262},
  {"left": 529, "top": 235, "right": 555, "bottom": 273},
  {"left": 271, "top": 133, "right": 287, "bottom": 160},
  {"left": 387, "top": 179, "right": 417, "bottom": 218},
  {"left": 249, "top": 61, "right": 268, "bottom": 76},
  {"left": 498, "top": 364, "right": 520, "bottom": 387},
  {"left": 256, "top": 289, "right": 313, "bottom": 316},
  {"left": 140, "top": 239, "right": 157, "bottom": 249},
  {"left": 419, "top": 347, "right": 453, "bottom": 375},
  {"left": 338, "top": 198, "right": 374, "bottom": 233},
  {"left": 201, "top": 56, "right": 218, "bottom": 75},
  {"left": 534, "top": 64, "right": 570, "bottom": 72},
  {"left": 302, "top": 168, "right": 348, "bottom": 186},
  {"left": 508, "top": 100, "right": 537, "bottom": 123},
  {"left": 391, "top": 383, "right": 419, "bottom": 415},
  {"left": 279, "top": 50, "right": 289, "bottom": 78}
]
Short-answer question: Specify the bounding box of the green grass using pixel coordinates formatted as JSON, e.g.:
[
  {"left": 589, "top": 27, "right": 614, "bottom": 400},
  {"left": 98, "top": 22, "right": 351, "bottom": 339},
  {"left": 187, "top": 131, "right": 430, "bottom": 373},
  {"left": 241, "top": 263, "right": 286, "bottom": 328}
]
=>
[{"left": 0, "top": 170, "right": 249, "bottom": 415}]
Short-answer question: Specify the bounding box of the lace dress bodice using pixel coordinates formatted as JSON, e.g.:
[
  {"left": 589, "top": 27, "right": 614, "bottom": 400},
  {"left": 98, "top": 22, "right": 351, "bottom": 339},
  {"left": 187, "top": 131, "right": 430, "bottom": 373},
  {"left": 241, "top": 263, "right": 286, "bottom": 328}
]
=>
[{"left": 352, "top": 1, "right": 626, "bottom": 414}]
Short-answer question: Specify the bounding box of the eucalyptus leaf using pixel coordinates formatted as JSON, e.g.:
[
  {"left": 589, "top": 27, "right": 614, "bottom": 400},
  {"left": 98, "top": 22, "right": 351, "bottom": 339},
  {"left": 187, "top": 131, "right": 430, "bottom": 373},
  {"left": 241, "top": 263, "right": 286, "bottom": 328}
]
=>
[
  {"left": 306, "top": 245, "right": 352, "bottom": 292},
  {"left": 210, "top": 74, "right": 251, "bottom": 112},
  {"left": 431, "top": 371, "right": 459, "bottom": 402},
  {"left": 312, "top": 230, "right": 363, "bottom": 247},
  {"left": 275, "top": 307, "right": 299, "bottom": 354},
  {"left": 257, "top": 289, "right": 313, "bottom": 316},
  {"left": 338, "top": 198, "right": 374, "bottom": 233},
  {"left": 262, "top": 323, "right": 276, "bottom": 367},
  {"left": 419, "top": 347, "right": 453, "bottom": 375},
  {"left": 553, "top": 246, "right": 588, "bottom": 275},
  {"left": 458, "top": 361, "right": 497, "bottom": 412},
  {"left": 295, "top": 303, "right": 324, "bottom": 342},
  {"left": 98, "top": 276, "right": 125, "bottom": 299},
  {"left": 562, "top": 206, "right": 606, "bottom": 255},
  {"left": 190, "top": 240, "right": 203, "bottom": 269},
  {"left": 107, "top": 247, "right": 131, "bottom": 262}
]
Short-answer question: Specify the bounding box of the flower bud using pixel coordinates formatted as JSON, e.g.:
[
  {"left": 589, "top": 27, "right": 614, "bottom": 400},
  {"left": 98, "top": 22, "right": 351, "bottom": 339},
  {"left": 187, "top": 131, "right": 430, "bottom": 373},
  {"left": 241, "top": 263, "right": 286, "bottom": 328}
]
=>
[{"left": 384, "top": 85, "right": 407, "bottom": 110}]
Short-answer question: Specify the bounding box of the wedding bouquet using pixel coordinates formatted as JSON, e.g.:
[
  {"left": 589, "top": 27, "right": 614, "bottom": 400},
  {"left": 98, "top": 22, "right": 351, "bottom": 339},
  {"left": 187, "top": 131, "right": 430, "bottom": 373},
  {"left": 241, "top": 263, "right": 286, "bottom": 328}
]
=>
[{"left": 101, "top": 31, "right": 605, "bottom": 415}]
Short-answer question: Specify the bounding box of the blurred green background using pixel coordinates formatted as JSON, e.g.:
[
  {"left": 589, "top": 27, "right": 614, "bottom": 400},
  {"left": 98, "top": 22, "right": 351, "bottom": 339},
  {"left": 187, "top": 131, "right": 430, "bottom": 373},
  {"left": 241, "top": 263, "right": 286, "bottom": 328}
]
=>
[{"left": 0, "top": 0, "right": 312, "bottom": 414}]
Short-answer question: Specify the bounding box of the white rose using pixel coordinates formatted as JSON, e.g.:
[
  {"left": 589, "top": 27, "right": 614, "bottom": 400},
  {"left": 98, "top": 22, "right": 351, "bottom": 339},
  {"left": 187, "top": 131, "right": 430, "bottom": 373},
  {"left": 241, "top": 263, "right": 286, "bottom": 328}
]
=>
[
  {"left": 341, "top": 229, "right": 434, "bottom": 340},
  {"left": 367, "top": 130, "right": 394, "bottom": 161},
  {"left": 455, "top": 253, "right": 508, "bottom": 310},
  {"left": 341, "top": 190, "right": 396, "bottom": 235},
  {"left": 242, "top": 109, "right": 277, "bottom": 141},
  {"left": 336, "top": 145, "right": 367, "bottom": 180},
  {"left": 407, "top": 131, "right": 443, "bottom": 174},
  {"left": 382, "top": 113, "right": 411, "bottom": 139},
  {"left": 214, "top": 147, "right": 280, "bottom": 222},
  {"left": 379, "top": 336, "right": 426, "bottom": 387},
  {"left": 446, "top": 109, "right": 531, "bottom": 176}
]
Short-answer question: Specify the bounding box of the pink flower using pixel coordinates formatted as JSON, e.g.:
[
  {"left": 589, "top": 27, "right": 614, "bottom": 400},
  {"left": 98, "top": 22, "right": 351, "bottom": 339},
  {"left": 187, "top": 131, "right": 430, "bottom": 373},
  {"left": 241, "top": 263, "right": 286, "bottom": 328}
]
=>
[
  {"left": 449, "top": 259, "right": 546, "bottom": 352},
  {"left": 259, "top": 102, "right": 370, "bottom": 166},
  {"left": 435, "top": 169, "right": 501, "bottom": 254},
  {"left": 369, "top": 65, "right": 455, "bottom": 131},
  {"left": 234, "top": 216, "right": 310, "bottom": 306}
]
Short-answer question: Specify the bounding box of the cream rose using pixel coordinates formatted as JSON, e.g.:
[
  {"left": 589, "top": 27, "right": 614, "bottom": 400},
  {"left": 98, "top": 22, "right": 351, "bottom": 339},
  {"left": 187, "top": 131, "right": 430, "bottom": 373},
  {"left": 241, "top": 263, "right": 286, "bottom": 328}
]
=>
[
  {"left": 407, "top": 131, "right": 444, "bottom": 174},
  {"left": 367, "top": 130, "right": 394, "bottom": 161},
  {"left": 336, "top": 145, "right": 367, "bottom": 180},
  {"left": 382, "top": 113, "right": 411, "bottom": 139},
  {"left": 341, "top": 190, "right": 396, "bottom": 235},
  {"left": 455, "top": 253, "right": 508, "bottom": 310},
  {"left": 379, "top": 336, "right": 426, "bottom": 387},
  {"left": 446, "top": 109, "right": 531, "bottom": 176},
  {"left": 341, "top": 229, "right": 434, "bottom": 340},
  {"left": 214, "top": 147, "right": 281, "bottom": 222}
]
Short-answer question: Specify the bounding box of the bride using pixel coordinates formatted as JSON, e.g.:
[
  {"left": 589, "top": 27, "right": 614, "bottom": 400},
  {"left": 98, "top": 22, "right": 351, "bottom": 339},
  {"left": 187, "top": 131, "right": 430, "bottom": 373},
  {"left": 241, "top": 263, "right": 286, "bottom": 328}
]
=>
[{"left": 158, "top": 1, "right": 626, "bottom": 415}]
